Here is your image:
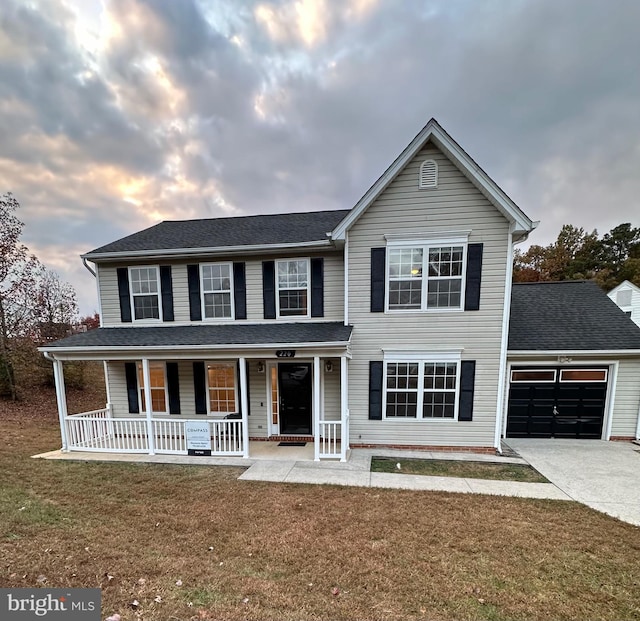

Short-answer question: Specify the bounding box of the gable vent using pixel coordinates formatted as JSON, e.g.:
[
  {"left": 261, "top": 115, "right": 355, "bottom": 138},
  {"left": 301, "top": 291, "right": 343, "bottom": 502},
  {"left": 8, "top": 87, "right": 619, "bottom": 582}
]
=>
[{"left": 419, "top": 159, "right": 438, "bottom": 189}]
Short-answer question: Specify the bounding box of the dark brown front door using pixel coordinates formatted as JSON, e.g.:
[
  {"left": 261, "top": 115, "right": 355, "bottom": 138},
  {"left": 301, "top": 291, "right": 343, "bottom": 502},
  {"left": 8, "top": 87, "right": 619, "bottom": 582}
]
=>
[{"left": 278, "top": 363, "right": 312, "bottom": 435}]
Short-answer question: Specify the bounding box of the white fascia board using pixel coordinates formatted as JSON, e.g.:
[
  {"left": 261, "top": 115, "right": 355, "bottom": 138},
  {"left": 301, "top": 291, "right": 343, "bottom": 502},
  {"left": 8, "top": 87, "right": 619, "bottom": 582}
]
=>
[
  {"left": 39, "top": 340, "right": 352, "bottom": 355},
  {"left": 608, "top": 280, "right": 640, "bottom": 296},
  {"left": 82, "top": 239, "right": 334, "bottom": 262},
  {"left": 331, "top": 119, "right": 534, "bottom": 240},
  {"left": 508, "top": 350, "right": 640, "bottom": 356}
]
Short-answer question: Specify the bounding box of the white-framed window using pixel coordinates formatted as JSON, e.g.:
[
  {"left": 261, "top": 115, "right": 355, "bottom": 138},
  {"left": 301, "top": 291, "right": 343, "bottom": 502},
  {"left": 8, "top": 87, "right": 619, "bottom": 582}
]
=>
[
  {"left": 387, "top": 241, "right": 466, "bottom": 311},
  {"left": 419, "top": 159, "right": 438, "bottom": 189},
  {"left": 559, "top": 369, "right": 608, "bottom": 383},
  {"left": 206, "top": 362, "right": 237, "bottom": 415},
  {"left": 137, "top": 362, "right": 168, "bottom": 413},
  {"left": 129, "top": 266, "right": 161, "bottom": 320},
  {"left": 200, "top": 263, "right": 234, "bottom": 319},
  {"left": 383, "top": 354, "right": 460, "bottom": 420},
  {"left": 276, "top": 258, "right": 310, "bottom": 318},
  {"left": 510, "top": 369, "right": 557, "bottom": 383}
]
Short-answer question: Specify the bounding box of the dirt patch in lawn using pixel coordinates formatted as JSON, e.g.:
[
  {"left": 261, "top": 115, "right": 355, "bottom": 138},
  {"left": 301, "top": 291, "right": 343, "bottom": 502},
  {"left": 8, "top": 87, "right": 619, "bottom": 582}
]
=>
[
  {"left": 1, "top": 389, "right": 639, "bottom": 621},
  {"left": 372, "top": 457, "right": 549, "bottom": 483}
]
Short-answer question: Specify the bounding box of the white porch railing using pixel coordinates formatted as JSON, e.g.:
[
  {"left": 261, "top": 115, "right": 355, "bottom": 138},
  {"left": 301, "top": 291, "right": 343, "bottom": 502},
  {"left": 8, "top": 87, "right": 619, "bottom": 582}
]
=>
[
  {"left": 318, "top": 410, "right": 349, "bottom": 461},
  {"left": 64, "top": 409, "right": 243, "bottom": 456}
]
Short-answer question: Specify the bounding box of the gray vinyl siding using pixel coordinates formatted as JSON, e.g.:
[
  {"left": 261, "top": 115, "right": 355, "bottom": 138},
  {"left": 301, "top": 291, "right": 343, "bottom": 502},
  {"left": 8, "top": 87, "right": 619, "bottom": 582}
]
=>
[
  {"left": 322, "top": 358, "right": 342, "bottom": 422},
  {"left": 609, "top": 359, "right": 640, "bottom": 437},
  {"left": 98, "top": 251, "right": 343, "bottom": 326},
  {"left": 347, "top": 143, "right": 511, "bottom": 447}
]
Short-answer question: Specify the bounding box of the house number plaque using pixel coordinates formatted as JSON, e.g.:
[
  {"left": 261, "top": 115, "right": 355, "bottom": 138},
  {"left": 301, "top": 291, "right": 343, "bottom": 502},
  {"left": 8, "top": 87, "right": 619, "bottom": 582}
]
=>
[{"left": 276, "top": 350, "right": 296, "bottom": 358}]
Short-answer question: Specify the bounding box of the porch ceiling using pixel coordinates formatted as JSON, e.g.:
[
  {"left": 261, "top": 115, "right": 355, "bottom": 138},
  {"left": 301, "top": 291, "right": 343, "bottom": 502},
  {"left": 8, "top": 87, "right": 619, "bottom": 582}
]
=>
[{"left": 39, "top": 322, "right": 353, "bottom": 359}]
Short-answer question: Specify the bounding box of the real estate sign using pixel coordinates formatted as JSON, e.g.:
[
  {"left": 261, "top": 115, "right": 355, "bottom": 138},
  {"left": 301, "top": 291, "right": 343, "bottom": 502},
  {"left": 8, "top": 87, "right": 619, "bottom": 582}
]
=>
[{"left": 185, "top": 421, "right": 212, "bottom": 456}]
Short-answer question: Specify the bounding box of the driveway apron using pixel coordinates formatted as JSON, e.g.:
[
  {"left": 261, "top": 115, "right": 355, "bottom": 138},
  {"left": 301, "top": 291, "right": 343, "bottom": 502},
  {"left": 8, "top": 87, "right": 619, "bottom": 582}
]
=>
[{"left": 506, "top": 438, "right": 640, "bottom": 526}]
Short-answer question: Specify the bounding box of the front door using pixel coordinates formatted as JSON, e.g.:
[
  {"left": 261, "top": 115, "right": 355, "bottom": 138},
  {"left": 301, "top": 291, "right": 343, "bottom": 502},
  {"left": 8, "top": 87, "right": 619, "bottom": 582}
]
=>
[{"left": 278, "top": 363, "right": 312, "bottom": 435}]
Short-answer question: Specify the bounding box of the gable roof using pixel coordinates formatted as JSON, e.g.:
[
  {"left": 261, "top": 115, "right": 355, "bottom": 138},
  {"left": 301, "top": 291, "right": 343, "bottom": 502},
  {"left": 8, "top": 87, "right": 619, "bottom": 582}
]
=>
[
  {"left": 509, "top": 280, "right": 640, "bottom": 352},
  {"left": 84, "top": 209, "right": 350, "bottom": 261},
  {"left": 607, "top": 280, "right": 640, "bottom": 297},
  {"left": 331, "top": 118, "right": 535, "bottom": 241}
]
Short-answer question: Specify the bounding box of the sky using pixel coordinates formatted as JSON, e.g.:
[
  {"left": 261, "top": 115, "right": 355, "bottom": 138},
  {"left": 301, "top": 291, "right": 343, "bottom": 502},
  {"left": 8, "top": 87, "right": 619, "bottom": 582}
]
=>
[{"left": 1, "top": 0, "right": 639, "bottom": 315}]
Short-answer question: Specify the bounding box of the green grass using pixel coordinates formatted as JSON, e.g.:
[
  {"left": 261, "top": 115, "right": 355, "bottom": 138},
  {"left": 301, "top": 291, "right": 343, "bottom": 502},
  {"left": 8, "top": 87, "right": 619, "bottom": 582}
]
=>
[{"left": 371, "top": 457, "right": 549, "bottom": 482}]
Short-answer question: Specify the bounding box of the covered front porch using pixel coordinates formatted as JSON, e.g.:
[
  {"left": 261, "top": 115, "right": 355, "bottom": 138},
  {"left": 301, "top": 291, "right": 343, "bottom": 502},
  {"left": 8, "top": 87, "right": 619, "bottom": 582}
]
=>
[{"left": 40, "top": 322, "right": 353, "bottom": 461}]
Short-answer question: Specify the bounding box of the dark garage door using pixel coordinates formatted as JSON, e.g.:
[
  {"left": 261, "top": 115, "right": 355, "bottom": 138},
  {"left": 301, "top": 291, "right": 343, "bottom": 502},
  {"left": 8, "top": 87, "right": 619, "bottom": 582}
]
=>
[{"left": 507, "top": 367, "right": 608, "bottom": 439}]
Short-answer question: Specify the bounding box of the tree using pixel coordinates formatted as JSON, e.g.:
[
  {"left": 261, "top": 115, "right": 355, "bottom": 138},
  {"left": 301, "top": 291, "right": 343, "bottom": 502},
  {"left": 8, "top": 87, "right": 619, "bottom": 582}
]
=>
[{"left": 32, "top": 266, "right": 78, "bottom": 342}]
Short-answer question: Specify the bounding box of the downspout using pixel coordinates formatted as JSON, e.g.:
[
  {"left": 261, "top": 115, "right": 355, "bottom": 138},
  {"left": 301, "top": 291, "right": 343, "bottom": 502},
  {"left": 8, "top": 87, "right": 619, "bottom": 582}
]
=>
[
  {"left": 82, "top": 257, "right": 96, "bottom": 277},
  {"left": 493, "top": 223, "right": 535, "bottom": 454},
  {"left": 635, "top": 394, "right": 640, "bottom": 441}
]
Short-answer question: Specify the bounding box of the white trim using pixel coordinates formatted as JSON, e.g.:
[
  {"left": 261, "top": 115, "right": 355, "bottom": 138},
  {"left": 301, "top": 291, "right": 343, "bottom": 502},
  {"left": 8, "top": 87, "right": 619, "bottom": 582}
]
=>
[
  {"left": 340, "top": 354, "right": 348, "bottom": 461},
  {"left": 239, "top": 357, "right": 249, "bottom": 458},
  {"left": 635, "top": 386, "right": 640, "bottom": 441},
  {"left": 604, "top": 362, "right": 618, "bottom": 441},
  {"left": 52, "top": 359, "right": 69, "bottom": 451},
  {"left": 95, "top": 264, "right": 104, "bottom": 328},
  {"left": 559, "top": 368, "right": 608, "bottom": 383},
  {"left": 383, "top": 349, "right": 463, "bottom": 361},
  {"left": 331, "top": 118, "right": 534, "bottom": 240},
  {"left": 508, "top": 350, "right": 640, "bottom": 356},
  {"left": 313, "top": 356, "right": 321, "bottom": 461},
  {"left": 128, "top": 265, "right": 163, "bottom": 323},
  {"left": 344, "top": 230, "right": 349, "bottom": 326},
  {"left": 136, "top": 361, "right": 169, "bottom": 415},
  {"left": 510, "top": 369, "right": 557, "bottom": 383},
  {"left": 494, "top": 226, "right": 515, "bottom": 451},
  {"left": 266, "top": 362, "right": 279, "bottom": 436},
  {"left": 384, "top": 232, "right": 471, "bottom": 244},
  {"left": 607, "top": 280, "right": 640, "bottom": 297},
  {"left": 141, "top": 359, "right": 156, "bottom": 454},
  {"left": 275, "top": 257, "right": 311, "bottom": 319},
  {"left": 382, "top": 355, "right": 461, "bottom": 421},
  {"left": 385, "top": 240, "right": 467, "bottom": 313},
  {"left": 199, "top": 262, "right": 235, "bottom": 321},
  {"left": 84, "top": 239, "right": 334, "bottom": 262},
  {"left": 204, "top": 361, "right": 239, "bottom": 416}
]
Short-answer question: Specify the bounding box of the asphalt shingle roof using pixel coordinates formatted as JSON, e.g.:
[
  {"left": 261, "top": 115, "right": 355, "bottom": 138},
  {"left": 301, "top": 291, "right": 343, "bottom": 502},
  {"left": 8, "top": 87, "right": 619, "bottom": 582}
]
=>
[
  {"left": 45, "top": 322, "right": 353, "bottom": 350},
  {"left": 509, "top": 280, "right": 640, "bottom": 351},
  {"left": 85, "top": 210, "right": 351, "bottom": 256}
]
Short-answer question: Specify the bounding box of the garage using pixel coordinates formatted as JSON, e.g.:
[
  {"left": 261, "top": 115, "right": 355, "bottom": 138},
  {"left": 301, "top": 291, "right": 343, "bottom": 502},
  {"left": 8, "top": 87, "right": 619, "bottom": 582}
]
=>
[{"left": 506, "top": 366, "right": 608, "bottom": 439}]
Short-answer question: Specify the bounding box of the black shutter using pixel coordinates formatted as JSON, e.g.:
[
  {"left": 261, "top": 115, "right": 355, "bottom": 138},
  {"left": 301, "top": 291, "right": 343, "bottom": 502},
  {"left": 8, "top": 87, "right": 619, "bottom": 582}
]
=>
[
  {"left": 125, "top": 362, "right": 139, "bottom": 414},
  {"left": 310, "top": 257, "right": 324, "bottom": 317},
  {"left": 193, "top": 361, "right": 207, "bottom": 414},
  {"left": 369, "top": 361, "right": 383, "bottom": 420},
  {"left": 262, "top": 261, "right": 276, "bottom": 319},
  {"left": 160, "top": 266, "right": 174, "bottom": 322},
  {"left": 370, "top": 248, "right": 386, "bottom": 312},
  {"left": 117, "top": 268, "right": 132, "bottom": 323},
  {"left": 233, "top": 262, "right": 247, "bottom": 320},
  {"left": 458, "top": 360, "right": 476, "bottom": 421},
  {"left": 187, "top": 264, "right": 202, "bottom": 321},
  {"left": 464, "top": 243, "right": 483, "bottom": 311},
  {"left": 166, "top": 362, "right": 181, "bottom": 415}
]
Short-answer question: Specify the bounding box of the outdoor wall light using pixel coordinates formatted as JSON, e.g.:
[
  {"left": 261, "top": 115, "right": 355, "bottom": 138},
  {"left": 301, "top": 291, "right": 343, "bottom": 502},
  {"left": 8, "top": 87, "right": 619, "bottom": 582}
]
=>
[
  {"left": 325, "top": 360, "right": 333, "bottom": 373},
  {"left": 257, "top": 361, "right": 265, "bottom": 373}
]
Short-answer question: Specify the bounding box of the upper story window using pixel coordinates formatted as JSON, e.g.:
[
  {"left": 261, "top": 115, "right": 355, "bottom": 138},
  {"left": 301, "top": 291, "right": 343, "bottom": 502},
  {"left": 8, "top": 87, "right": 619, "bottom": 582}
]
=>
[
  {"left": 137, "top": 362, "right": 167, "bottom": 413},
  {"left": 129, "top": 266, "right": 161, "bottom": 320},
  {"left": 201, "top": 263, "right": 233, "bottom": 319},
  {"left": 277, "top": 259, "right": 309, "bottom": 317},
  {"left": 419, "top": 159, "right": 438, "bottom": 188},
  {"left": 387, "top": 243, "right": 465, "bottom": 311}
]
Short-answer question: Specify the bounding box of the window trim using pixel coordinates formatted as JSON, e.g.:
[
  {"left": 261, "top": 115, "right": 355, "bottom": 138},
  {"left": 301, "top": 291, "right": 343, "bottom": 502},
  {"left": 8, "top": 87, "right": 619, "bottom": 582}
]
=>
[
  {"left": 205, "top": 361, "right": 238, "bottom": 417},
  {"left": 199, "top": 262, "right": 235, "bottom": 321},
  {"left": 510, "top": 369, "right": 557, "bottom": 384},
  {"left": 382, "top": 352, "right": 461, "bottom": 421},
  {"left": 559, "top": 368, "right": 608, "bottom": 383},
  {"left": 128, "top": 265, "right": 162, "bottom": 322},
  {"left": 275, "top": 257, "right": 311, "bottom": 319},
  {"left": 137, "top": 361, "right": 169, "bottom": 415},
  {"left": 385, "top": 238, "right": 468, "bottom": 313}
]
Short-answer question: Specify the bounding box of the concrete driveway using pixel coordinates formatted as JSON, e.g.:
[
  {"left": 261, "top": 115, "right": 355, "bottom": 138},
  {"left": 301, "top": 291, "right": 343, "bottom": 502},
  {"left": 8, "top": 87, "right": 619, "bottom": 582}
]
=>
[{"left": 506, "top": 438, "right": 640, "bottom": 526}]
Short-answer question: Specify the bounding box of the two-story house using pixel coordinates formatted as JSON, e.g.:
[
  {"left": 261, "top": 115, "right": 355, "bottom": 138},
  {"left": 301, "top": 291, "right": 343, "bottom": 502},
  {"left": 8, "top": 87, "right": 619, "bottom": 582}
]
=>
[{"left": 41, "top": 119, "right": 640, "bottom": 460}]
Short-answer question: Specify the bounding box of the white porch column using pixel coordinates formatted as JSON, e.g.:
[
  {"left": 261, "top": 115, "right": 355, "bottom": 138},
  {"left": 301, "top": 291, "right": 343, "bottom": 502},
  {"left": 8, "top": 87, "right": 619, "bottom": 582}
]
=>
[
  {"left": 239, "top": 357, "right": 249, "bottom": 458},
  {"left": 340, "top": 355, "right": 349, "bottom": 462},
  {"left": 313, "top": 355, "right": 321, "bottom": 461},
  {"left": 141, "top": 358, "right": 155, "bottom": 455},
  {"left": 52, "top": 358, "right": 69, "bottom": 451}
]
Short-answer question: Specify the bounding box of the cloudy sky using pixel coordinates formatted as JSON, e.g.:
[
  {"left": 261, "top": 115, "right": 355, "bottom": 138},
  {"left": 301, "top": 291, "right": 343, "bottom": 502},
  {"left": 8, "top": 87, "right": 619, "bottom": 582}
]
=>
[{"left": 1, "top": 0, "right": 639, "bottom": 314}]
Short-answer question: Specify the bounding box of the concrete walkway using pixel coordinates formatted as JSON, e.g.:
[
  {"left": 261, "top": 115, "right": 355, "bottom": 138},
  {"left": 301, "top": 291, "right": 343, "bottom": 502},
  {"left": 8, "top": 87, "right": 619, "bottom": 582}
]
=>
[
  {"left": 35, "top": 446, "right": 570, "bottom": 501},
  {"left": 238, "top": 448, "right": 570, "bottom": 500},
  {"left": 505, "top": 439, "right": 640, "bottom": 526}
]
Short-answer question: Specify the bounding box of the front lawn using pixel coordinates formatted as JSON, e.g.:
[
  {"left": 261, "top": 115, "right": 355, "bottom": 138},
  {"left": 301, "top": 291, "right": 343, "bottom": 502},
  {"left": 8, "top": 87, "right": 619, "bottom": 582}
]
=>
[
  {"left": 371, "top": 457, "right": 549, "bottom": 482},
  {"left": 1, "top": 386, "right": 639, "bottom": 621}
]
